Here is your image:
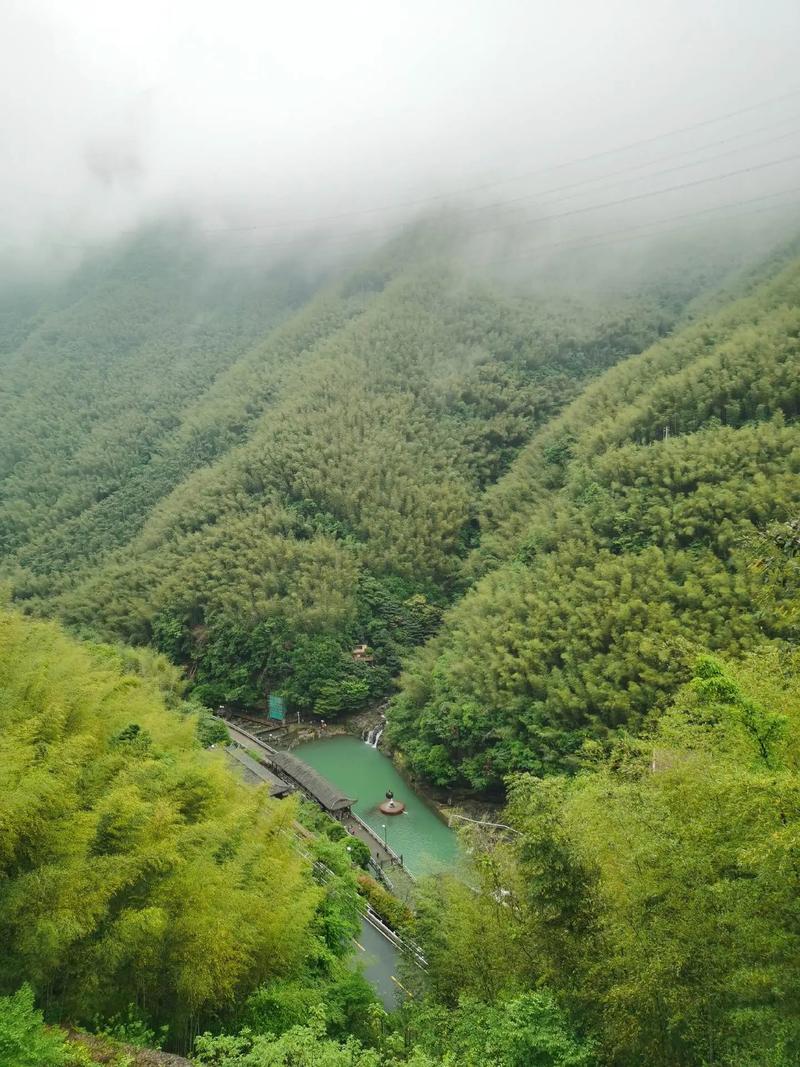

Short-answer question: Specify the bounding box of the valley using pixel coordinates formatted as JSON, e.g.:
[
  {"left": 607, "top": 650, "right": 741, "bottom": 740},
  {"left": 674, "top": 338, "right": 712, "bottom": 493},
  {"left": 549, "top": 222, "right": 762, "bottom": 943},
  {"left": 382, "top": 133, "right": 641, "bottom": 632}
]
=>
[{"left": 1, "top": 218, "right": 799, "bottom": 1066}]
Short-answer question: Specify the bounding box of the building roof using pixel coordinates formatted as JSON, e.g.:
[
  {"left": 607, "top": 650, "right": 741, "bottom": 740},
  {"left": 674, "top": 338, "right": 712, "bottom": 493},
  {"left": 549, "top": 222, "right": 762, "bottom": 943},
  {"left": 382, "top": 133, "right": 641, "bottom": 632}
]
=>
[
  {"left": 225, "top": 746, "right": 294, "bottom": 797},
  {"left": 269, "top": 749, "right": 354, "bottom": 812}
]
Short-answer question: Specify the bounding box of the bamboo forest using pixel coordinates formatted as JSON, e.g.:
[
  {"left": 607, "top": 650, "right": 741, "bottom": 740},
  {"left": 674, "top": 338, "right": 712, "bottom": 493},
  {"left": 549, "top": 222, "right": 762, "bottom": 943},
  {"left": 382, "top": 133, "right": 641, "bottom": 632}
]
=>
[{"left": 2, "top": 2, "right": 800, "bottom": 1064}]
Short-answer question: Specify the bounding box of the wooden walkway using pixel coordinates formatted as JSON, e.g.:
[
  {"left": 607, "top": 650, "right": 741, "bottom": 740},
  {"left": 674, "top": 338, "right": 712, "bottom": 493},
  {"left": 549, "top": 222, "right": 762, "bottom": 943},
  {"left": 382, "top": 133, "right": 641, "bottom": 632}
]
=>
[
  {"left": 223, "top": 721, "right": 416, "bottom": 900},
  {"left": 341, "top": 811, "right": 416, "bottom": 902}
]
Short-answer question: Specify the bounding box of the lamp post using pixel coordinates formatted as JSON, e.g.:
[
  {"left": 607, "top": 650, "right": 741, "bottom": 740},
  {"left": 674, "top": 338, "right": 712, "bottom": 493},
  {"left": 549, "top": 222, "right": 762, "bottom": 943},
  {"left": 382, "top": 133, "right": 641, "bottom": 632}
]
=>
[{"left": 381, "top": 823, "right": 387, "bottom": 849}]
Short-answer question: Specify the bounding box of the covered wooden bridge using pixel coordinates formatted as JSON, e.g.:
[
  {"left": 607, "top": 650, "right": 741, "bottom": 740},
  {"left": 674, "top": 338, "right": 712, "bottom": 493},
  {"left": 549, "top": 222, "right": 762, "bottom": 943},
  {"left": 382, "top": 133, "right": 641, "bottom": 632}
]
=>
[{"left": 268, "top": 749, "right": 355, "bottom": 815}]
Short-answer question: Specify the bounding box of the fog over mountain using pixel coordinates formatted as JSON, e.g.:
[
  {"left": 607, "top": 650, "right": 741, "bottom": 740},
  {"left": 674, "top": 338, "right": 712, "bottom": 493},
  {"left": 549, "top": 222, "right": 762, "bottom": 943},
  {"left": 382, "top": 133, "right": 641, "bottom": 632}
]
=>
[
  {"left": 2, "top": 0, "right": 800, "bottom": 268},
  {"left": 4, "top": 5, "right": 800, "bottom": 1065}
]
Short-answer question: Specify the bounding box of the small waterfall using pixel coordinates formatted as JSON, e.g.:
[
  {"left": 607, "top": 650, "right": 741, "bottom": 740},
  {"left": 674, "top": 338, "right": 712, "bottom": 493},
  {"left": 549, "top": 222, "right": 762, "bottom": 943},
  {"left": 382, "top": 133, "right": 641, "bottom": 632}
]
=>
[{"left": 364, "top": 722, "right": 385, "bottom": 748}]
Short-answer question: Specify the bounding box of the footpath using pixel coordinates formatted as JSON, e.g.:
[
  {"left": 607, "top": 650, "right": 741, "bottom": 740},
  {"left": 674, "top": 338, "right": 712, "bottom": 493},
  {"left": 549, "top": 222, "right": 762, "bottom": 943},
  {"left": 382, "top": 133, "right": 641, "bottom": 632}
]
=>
[{"left": 223, "top": 720, "right": 417, "bottom": 902}]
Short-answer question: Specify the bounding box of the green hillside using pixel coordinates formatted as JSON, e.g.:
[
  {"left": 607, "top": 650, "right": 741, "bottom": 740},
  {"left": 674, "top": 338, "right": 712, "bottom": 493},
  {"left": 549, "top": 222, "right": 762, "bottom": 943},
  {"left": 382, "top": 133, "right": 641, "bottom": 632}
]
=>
[
  {"left": 0, "top": 229, "right": 331, "bottom": 572},
  {"left": 0, "top": 608, "right": 366, "bottom": 1043},
  {"left": 389, "top": 254, "right": 800, "bottom": 788},
  {"left": 2, "top": 222, "right": 800, "bottom": 1067},
  {"left": 1, "top": 227, "right": 685, "bottom": 714},
  {"left": 2, "top": 223, "right": 798, "bottom": 741}
]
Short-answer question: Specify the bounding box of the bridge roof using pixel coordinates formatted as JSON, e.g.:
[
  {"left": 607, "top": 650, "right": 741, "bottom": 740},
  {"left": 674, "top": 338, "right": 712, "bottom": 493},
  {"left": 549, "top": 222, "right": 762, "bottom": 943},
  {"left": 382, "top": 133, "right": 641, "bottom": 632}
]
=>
[
  {"left": 225, "top": 746, "right": 294, "bottom": 797},
  {"left": 269, "top": 749, "right": 354, "bottom": 812}
]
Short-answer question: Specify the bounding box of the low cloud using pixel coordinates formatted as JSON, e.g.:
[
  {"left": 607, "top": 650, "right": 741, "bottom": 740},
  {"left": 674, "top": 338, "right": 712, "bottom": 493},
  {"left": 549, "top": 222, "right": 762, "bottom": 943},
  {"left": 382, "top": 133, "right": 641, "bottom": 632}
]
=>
[{"left": 2, "top": 0, "right": 799, "bottom": 266}]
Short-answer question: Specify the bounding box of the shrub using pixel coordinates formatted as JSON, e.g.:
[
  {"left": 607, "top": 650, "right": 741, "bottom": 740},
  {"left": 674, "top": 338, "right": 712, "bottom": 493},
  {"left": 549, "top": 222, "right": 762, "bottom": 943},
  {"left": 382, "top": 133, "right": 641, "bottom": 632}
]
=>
[
  {"left": 356, "top": 874, "right": 414, "bottom": 932},
  {"left": 0, "top": 986, "right": 68, "bottom": 1067}
]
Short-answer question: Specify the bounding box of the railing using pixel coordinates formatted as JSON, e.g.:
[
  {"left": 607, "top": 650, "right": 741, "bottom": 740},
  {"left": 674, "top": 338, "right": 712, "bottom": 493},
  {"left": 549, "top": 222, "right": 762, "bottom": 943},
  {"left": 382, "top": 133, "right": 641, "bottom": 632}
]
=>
[
  {"left": 368, "top": 858, "right": 396, "bottom": 892},
  {"left": 361, "top": 905, "right": 427, "bottom": 970},
  {"left": 350, "top": 811, "right": 409, "bottom": 872},
  {"left": 287, "top": 831, "right": 426, "bottom": 969}
]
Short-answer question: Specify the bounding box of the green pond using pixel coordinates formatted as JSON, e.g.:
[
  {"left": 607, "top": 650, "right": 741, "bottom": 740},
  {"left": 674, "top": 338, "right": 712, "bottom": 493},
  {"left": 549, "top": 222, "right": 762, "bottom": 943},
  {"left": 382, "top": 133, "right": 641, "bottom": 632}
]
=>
[{"left": 294, "top": 734, "right": 460, "bottom": 877}]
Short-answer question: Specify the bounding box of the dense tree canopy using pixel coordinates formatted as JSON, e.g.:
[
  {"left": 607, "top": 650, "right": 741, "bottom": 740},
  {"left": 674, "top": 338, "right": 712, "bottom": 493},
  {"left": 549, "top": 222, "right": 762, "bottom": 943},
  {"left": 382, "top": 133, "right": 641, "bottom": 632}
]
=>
[
  {"left": 3, "top": 220, "right": 800, "bottom": 1066},
  {"left": 409, "top": 647, "right": 800, "bottom": 1066},
  {"left": 0, "top": 227, "right": 686, "bottom": 714},
  {"left": 390, "top": 258, "right": 800, "bottom": 787},
  {"left": 0, "top": 609, "right": 364, "bottom": 1046}
]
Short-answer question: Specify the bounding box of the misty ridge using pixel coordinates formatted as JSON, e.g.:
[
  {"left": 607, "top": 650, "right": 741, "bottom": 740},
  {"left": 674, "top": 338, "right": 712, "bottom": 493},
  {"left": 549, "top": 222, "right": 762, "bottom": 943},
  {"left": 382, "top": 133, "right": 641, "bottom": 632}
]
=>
[
  {"left": 2, "top": 3, "right": 800, "bottom": 1067},
  {"left": 1, "top": 0, "right": 799, "bottom": 280}
]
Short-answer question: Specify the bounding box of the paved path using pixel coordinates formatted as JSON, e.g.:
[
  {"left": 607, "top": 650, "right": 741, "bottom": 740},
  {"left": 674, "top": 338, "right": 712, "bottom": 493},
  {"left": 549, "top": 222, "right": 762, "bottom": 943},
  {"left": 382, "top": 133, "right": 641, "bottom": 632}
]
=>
[
  {"left": 224, "top": 722, "right": 416, "bottom": 900},
  {"left": 340, "top": 812, "right": 416, "bottom": 902},
  {"left": 355, "top": 915, "right": 407, "bottom": 1010}
]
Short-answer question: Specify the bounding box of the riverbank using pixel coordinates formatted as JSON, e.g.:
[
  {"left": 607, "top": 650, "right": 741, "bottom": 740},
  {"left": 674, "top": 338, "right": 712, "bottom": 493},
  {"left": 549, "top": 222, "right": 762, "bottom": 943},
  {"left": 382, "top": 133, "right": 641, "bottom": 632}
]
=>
[
  {"left": 229, "top": 704, "right": 502, "bottom": 828},
  {"left": 293, "top": 733, "right": 460, "bottom": 878},
  {"left": 259, "top": 702, "right": 386, "bottom": 747}
]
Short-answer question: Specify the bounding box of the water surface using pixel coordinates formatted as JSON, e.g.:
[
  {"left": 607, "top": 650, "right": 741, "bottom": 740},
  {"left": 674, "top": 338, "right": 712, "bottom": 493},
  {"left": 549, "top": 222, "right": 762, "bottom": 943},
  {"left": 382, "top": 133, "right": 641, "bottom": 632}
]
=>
[{"left": 294, "top": 734, "right": 459, "bottom": 877}]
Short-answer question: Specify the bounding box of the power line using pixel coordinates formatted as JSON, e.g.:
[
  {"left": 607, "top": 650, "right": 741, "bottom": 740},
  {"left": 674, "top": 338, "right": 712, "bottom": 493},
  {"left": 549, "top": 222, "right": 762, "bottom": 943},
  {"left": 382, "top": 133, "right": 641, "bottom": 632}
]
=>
[
  {"left": 223, "top": 151, "right": 800, "bottom": 255},
  {"left": 7, "top": 121, "right": 800, "bottom": 275},
  {"left": 21, "top": 185, "right": 800, "bottom": 284},
  {"left": 479, "top": 186, "right": 800, "bottom": 267},
  {"left": 6, "top": 90, "right": 800, "bottom": 260},
  {"left": 242, "top": 119, "right": 800, "bottom": 242},
  {"left": 196, "top": 182, "right": 800, "bottom": 278},
  {"left": 254, "top": 184, "right": 800, "bottom": 274},
  {"left": 419, "top": 124, "right": 800, "bottom": 230},
  {"left": 310, "top": 185, "right": 800, "bottom": 272},
  {"left": 491, "top": 123, "right": 800, "bottom": 212},
  {"left": 16, "top": 155, "right": 800, "bottom": 285},
  {"left": 205, "top": 86, "right": 800, "bottom": 235},
  {"left": 503, "top": 112, "right": 800, "bottom": 204},
  {"left": 465, "top": 151, "right": 800, "bottom": 242}
]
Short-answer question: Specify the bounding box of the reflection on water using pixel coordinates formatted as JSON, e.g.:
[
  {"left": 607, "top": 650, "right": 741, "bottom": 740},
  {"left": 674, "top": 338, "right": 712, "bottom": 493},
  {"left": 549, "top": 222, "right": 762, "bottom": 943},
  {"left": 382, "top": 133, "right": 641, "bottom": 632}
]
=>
[{"left": 294, "top": 734, "right": 460, "bottom": 877}]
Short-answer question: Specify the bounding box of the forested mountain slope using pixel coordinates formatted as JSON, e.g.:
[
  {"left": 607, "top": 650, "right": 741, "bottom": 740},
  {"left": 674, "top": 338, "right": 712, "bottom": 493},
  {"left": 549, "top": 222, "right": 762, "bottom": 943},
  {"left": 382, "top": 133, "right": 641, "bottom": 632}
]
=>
[
  {"left": 0, "top": 608, "right": 365, "bottom": 1044},
  {"left": 1, "top": 229, "right": 682, "bottom": 712},
  {"left": 412, "top": 642, "right": 800, "bottom": 1066},
  {"left": 2, "top": 224, "right": 796, "bottom": 731},
  {"left": 389, "top": 254, "right": 800, "bottom": 789},
  {"left": 0, "top": 230, "right": 336, "bottom": 574}
]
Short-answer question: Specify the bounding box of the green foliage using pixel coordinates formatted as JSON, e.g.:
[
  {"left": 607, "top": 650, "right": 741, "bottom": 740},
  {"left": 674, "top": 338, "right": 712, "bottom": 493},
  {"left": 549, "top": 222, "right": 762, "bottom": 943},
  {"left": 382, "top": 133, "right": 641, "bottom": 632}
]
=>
[
  {"left": 194, "top": 1010, "right": 382, "bottom": 1066},
  {"left": 0, "top": 229, "right": 319, "bottom": 574},
  {"left": 194, "top": 992, "right": 593, "bottom": 1066},
  {"left": 392, "top": 257, "right": 800, "bottom": 787},
  {"left": 91, "top": 1005, "right": 167, "bottom": 1049},
  {"left": 6, "top": 223, "right": 800, "bottom": 1067},
  {"left": 690, "top": 654, "right": 788, "bottom": 767},
  {"left": 196, "top": 708, "right": 231, "bottom": 747},
  {"left": 239, "top": 970, "right": 377, "bottom": 1046},
  {"left": 295, "top": 805, "right": 370, "bottom": 867},
  {"left": 345, "top": 837, "right": 372, "bottom": 869},
  {"left": 304, "top": 838, "right": 362, "bottom": 958},
  {"left": 0, "top": 986, "right": 69, "bottom": 1067},
  {"left": 412, "top": 649, "right": 800, "bottom": 1066},
  {"left": 281, "top": 636, "right": 370, "bottom": 716},
  {"left": 0, "top": 235, "right": 682, "bottom": 713},
  {"left": 0, "top": 609, "right": 364, "bottom": 1041},
  {"left": 750, "top": 515, "right": 800, "bottom": 636},
  {"left": 403, "top": 993, "right": 594, "bottom": 1066},
  {"left": 356, "top": 874, "right": 415, "bottom": 932}
]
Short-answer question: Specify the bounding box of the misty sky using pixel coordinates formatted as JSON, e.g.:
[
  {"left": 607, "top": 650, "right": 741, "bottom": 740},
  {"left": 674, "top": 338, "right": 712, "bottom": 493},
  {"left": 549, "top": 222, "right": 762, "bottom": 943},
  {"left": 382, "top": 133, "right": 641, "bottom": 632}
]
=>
[{"left": 2, "top": 0, "right": 800, "bottom": 260}]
